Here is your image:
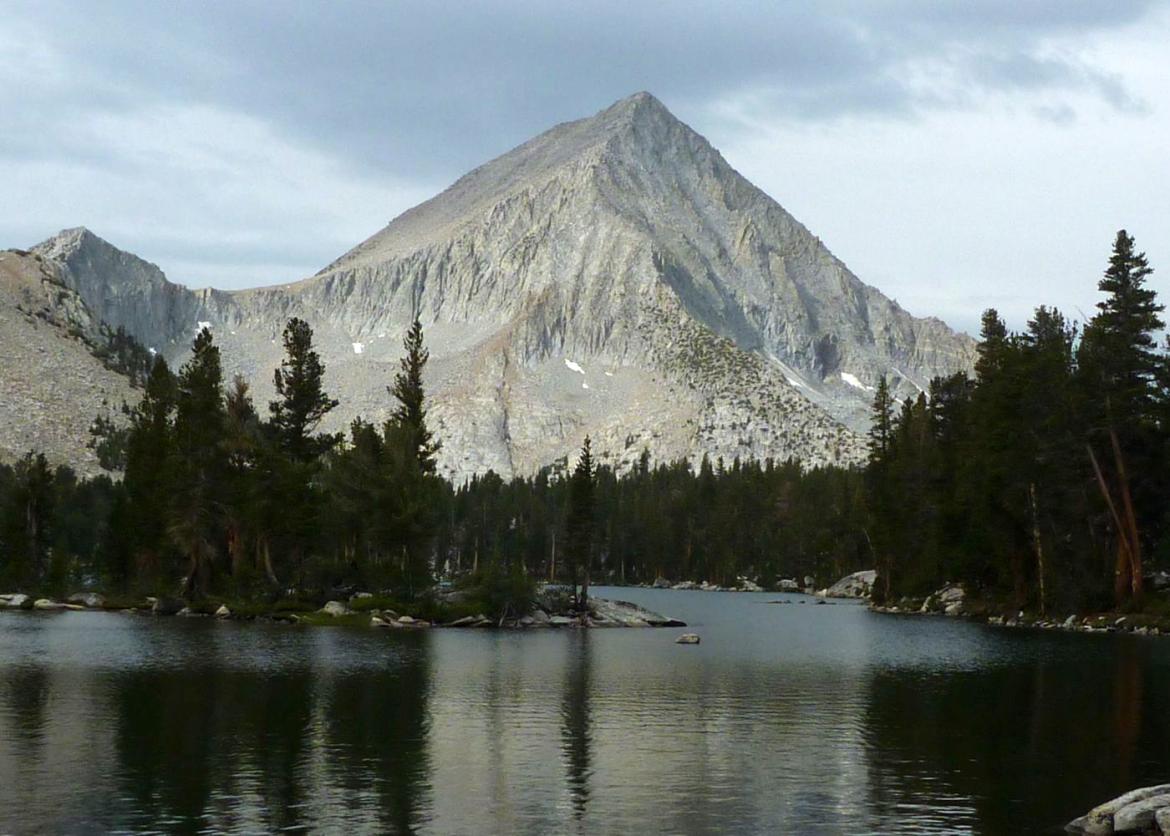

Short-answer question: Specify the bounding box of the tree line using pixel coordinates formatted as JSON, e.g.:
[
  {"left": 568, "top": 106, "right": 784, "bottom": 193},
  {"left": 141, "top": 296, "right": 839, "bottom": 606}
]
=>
[
  {"left": 0, "top": 229, "right": 1165, "bottom": 618},
  {"left": 867, "top": 230, "right": 1168, "bottom": 613}
]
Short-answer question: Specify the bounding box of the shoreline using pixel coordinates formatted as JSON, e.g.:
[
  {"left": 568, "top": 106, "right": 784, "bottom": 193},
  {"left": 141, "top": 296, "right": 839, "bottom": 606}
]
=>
[
  {"left": 0, "top": 592, "right": 687, "bottom": 631},
  {"left": 870, "top": 591, "right": 1170, "bottom": 638}
]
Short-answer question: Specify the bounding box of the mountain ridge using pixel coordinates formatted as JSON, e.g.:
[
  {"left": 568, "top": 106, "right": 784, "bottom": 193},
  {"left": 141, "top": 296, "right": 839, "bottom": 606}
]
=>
[{"left": 16, "top": 93, "right": 975, "bottom": 480}]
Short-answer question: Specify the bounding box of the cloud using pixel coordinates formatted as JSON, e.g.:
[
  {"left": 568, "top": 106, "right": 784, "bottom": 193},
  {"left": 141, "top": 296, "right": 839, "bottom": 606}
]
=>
[
  {"left": 0, "top": 0, "right": 1166, "bottom": 310},
  {"left": 2, "top": 1, "right": 1161, "bottom": 177}
]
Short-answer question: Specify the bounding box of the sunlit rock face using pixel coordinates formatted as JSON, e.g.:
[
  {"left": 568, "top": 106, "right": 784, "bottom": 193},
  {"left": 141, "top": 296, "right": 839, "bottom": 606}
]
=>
[{"left": 25, "top": 93, "right": 974, "bottom": 482}]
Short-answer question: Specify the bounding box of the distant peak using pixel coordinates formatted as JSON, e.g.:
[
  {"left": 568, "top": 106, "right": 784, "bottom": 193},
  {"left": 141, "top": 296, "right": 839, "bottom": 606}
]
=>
[
  {"left": 598, "top": 90, "right": 676, "bottom": 126},
  {"left": 32, "top": 227, "right": 128, "bottom": 264}
]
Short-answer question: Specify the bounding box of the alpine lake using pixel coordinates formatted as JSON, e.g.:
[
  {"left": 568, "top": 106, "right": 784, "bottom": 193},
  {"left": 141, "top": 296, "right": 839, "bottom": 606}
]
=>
[{"left": 2, "top": 586, "right": 1168, "bottom": 834}]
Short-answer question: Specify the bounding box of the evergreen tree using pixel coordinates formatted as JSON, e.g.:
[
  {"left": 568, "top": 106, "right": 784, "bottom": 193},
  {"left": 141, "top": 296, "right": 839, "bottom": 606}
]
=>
[
  {"left": 389, "top": 318, "right": 440, "bottom": 474},
  {"left": 1079, "top": 230, "right": 1164, "bottom": 603},
  {"left": 269, "top": 318, "right": 341, "bottom": 463},
  {"left": 121, "top": 355, "right": 178, "bottom": 589},
  {"left": 868, "top": 375, "right": 894, "bottom": 462},
  {"left": 1080, "top": 230, "right": 1164, "bottom": 428},
  {"left": 564, "top": 437, "right": 596, "bottom": 607},
  {"left": 170, "top": 328, "right": 227, "bottom": 598},
  {"left": 0, "top": 453, "right": 55, "bottom": 588}
]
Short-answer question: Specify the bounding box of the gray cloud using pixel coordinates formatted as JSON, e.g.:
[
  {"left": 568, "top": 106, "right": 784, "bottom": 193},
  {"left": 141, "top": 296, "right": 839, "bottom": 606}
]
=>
[
  {"left": 0, "top": 0, "right": 1166, "bottom": 316},
  {"left": 2, "top": 0, "right": 1160, "bottom": 179}
]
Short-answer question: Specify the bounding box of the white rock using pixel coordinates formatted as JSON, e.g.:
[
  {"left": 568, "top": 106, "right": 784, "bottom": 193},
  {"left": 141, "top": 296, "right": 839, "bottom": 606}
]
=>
[
  {"left": 675, "top": 633, "right": 700, "bottom": 644},
  {"left": 33, "top": 598, "right": 65, "bottom": 610},
  {"left": 824, "top": 570, "right": 877, "bottom": 599},
  {"left": 320, "top": 601, "right": 349, "bottom": 617},
  {"left": 0, "top": 593, "right": 31, "bottom": 609},
  {"left": 1113, "top": 793, "right": 1170, "bottom": 833},
  {"left": 215, "top": 604, "right": 231, "bottom": 618},
  {"left": 1076, "top": 784, "right": 1170, "bottom": 835}
]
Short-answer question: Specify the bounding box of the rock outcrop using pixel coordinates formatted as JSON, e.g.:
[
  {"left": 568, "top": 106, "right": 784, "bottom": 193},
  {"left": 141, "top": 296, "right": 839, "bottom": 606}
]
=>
[
  {"left": 0, "top": 249, "right": 137, "bottom": 475},
  {"left": 821, "top": 569, "right": 877, "bottom": 599},
  {"left": 1067, "top": 784, "right": 1170, "bottom": 834},
  {"left": 14, "top": 93, "right": 975, "bottom": 481}
]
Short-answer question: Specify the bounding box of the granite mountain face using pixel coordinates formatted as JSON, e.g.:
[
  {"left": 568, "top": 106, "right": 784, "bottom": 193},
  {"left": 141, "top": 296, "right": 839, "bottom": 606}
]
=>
[{"left": 9, "top": 93, "right": 975, "bottom": 480}]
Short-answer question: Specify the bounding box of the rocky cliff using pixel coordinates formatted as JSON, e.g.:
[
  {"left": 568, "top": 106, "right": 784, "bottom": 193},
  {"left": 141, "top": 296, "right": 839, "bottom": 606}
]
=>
[
  {"left": 16, "top": 93, "right": 975, "bottom": 481},
  {"left": 0, "top": 249, "right": 137, "bottom": 476}
]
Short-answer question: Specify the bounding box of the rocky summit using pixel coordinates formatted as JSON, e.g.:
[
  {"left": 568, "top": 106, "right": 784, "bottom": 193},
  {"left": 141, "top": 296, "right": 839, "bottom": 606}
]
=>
[{"left": 9, "top": 93, "right": 975, "bottom": 481}]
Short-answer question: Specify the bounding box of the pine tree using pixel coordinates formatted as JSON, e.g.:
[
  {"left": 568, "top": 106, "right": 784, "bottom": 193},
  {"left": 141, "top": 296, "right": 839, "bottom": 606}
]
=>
[
  {"left": 974, "top": 309, "right": 1008, "bottom": 384},
  {"left": 122, "top": 355, "right": 178, "bottom": 588},
  {"left": 269, "top": 318, "right": 340, "bottom": 463},
  {"left": 1, "top": 453, "right": 55, "bottom": 587},
  {"left": 564, "top": 436, "right": 596, "bottom": 607},
  {"left": 868, "top": 375, "right": 894, "bottom": 462},
  {"left": 389, "top": 318, "right": 440, "bottom": 474},
  {"left": 170, "top": 327, "right": 227, "bottom": 598},
  {"left": 1079, "top": 231, "right": 1164, "bottom": 604},
  {"left": 1080, "top": 230, "right": 1164, "bottom": 429}
]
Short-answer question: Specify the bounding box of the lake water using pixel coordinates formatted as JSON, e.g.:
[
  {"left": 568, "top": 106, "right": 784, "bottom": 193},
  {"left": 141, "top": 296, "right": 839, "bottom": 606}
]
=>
[{"left": 1, "top": 587, "right": 1168, "bottom": 834}]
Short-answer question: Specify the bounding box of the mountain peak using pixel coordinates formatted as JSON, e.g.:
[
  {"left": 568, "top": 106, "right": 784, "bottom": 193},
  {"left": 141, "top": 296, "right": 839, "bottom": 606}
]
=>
[
  {"left": 601, "top": 90, "right": 672, "bottom": 122},
  {"left": 322, "top": 92, "right": 704, "bottom": 270}
]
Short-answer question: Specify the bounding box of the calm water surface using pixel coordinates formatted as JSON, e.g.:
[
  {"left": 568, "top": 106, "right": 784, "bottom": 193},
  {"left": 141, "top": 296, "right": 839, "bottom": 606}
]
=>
[{"left": 1, "top": 587, "right": 1168, "bottom": 834}]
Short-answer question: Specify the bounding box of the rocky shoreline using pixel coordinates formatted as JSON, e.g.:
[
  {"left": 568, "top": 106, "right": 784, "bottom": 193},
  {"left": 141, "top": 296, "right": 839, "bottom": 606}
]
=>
[
  {"left": 0, "top": 591, "right": 686, "bottom": 631},
  {"left": 871, "top": 582, "right": 1170, "bottom": 638}
]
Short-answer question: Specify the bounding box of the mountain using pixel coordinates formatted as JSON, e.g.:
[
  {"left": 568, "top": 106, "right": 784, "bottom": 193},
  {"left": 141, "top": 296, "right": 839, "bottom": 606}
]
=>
[
  {"left": 19, "top": 93, "right": 975, "bottom": 481},
  {"left": 0, "top": 248, "right": 137, "bottom": 476}
]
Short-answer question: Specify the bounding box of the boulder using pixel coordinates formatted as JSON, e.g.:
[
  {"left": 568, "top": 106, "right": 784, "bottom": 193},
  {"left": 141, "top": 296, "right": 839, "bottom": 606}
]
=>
[
  {"left": 675, "top": 633, "right": 700, "bottom": 644},
  {"left": 67, "top": 592, "right": 105, "bottom": 608},
  {"left": 737, "top": 578, "right": 763, "bottom": 592},
  {"left": 803, "top": 576, "right": 815, "bottom": 589},
  {"left": 776, "top": 579, "right": 800, "bottom": 593},
  {"left": 0, "top": 593, "right": 33, "bottom": 609},
  {"left": 370, "top": 616, "right": 392, "bottom": 627},
  {"left": 672, "top": 581, "right": 697, "bottom": 590},
  {"left": 549, "top": 615, "right": 575, "bottom": 626},
  {"left": 214, "top": 604, "right": 231, "bottom": 618},
  {"left": 1068, "top": 784, "right": 1170, "bottom": 834},
  {"left": 530, "top": 608, "right": 550, "bottom": 624},
  {"left": 1063, "top": 615, "right": 1078, "bottom": 629},
  {"left": 446, "top": 615, "right": 479, "bottom": 627},
  {"left": 1113, "top": 793, "right": 1170, "bottom": 833},
  {"left": 33, "top": 598, "right": 65, "bottom": 610},
  {"left": 319, "top": 600, "right": 349, "bottom": 617},
  {"left": 1157, "top": 807, "right": 1170, "bottom": 833},
  {"left": 397, "top": 615, "right": 416, "bottom": 624},
  {"left": 823, "top": 570, "right": 877, "bottom": 599},
  {"left": 152, "top": 597, "right": 184, "bottom": 616},
  {"left": 652, "top": 577, "right": 672, "bottom": 589},
  {"left": 519, "top": 615, "right": 536, "bottom": 627}
]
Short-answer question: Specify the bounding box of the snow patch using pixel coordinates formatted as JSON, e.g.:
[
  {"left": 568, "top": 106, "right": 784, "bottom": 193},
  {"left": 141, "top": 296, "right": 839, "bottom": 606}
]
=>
[
  {"left": 841, "top": 372, "right": 874, "bottom": 392},
  {"left": 352, "top": 342, "right": 364, "bottom": 355},
  {"left": 604, "top": 371, "right": 614, "bottom": 377},
  {"left": 565, "top": 359, "right": 585, "bottom": 375},
  {"left": 196, "top": 320, "right": 211, "bottom": 332},
  {"left": 582, "top": 382, "right": 589, "bottom": 390}
]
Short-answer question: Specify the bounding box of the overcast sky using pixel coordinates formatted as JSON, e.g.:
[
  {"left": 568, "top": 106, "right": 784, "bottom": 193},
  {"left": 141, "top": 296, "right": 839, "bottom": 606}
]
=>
[{"left": 3, "top": 1, "right": 1168, "bottom": 335}]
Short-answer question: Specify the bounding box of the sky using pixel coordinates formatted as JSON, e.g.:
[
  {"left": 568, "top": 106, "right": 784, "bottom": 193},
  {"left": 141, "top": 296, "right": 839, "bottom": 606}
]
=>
[{"left": 2, "top": 1, "right": 1168, "bottom": 335}]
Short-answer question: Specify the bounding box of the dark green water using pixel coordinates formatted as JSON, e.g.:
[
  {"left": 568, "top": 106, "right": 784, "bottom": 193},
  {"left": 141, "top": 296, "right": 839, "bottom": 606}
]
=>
[{"left": 1, "top": 587, "right": 1168, "bottom": 834}]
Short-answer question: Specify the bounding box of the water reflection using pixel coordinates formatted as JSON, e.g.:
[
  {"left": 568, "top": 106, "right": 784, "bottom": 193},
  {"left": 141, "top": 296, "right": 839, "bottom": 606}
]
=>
[
  {"left": 1, "top": 597, "right": 1170, "bottom": 834},
  {"left": 561, "top": 631, "right": 592, "bottom": 821}
]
